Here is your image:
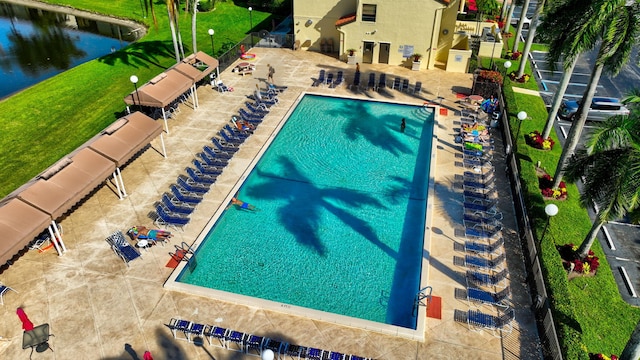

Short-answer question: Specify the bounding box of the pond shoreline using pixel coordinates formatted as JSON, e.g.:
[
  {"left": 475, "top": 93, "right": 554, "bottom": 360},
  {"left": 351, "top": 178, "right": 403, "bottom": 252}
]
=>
[{"left": 1, "top": 0, "right": 147, "bottom": 39}]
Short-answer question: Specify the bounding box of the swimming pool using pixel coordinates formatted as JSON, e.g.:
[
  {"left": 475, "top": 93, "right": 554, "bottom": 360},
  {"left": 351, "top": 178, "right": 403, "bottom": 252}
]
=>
[{"left": 167, "top": 94, "right": 437, "bottom": 339}]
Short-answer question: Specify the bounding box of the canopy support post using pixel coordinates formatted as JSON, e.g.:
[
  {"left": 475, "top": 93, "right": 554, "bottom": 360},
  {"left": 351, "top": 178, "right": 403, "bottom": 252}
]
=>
[
  {"left": 159, "top": 134, "right": 167, "bottom": 158},
  {"left": 161, "top": 108, "right": 169, "bottom": 134},
  {"left": 116, "top": 167, "right": 128, "bottom": 197},
  {"left": 53, "top": 220, "right": 66, "bottom": 253}
]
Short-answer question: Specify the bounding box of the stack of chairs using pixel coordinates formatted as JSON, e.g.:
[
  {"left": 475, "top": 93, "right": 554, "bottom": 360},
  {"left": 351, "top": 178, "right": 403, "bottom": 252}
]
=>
[
  {"left": 167, "top": 318, "right": 374, "bottom": 359},
  {"left": 452, "top": 105, "right": 515, "bottom": 336}
]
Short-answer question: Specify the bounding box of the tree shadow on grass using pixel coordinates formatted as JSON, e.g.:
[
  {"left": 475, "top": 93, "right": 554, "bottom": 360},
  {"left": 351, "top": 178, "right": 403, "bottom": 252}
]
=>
[{"left": 99, "top": 40, "right": 175, "bottom": 69}]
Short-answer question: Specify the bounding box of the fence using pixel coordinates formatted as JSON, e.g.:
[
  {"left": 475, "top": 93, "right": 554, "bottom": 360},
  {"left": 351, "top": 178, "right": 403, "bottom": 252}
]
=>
[{"left": 213, "top": 33, "right": 295, "bottom": 75}]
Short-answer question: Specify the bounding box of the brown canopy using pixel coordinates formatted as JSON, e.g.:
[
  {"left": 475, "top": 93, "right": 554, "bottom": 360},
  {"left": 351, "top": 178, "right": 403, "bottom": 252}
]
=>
[
  {"left": 18, "top": 147, "right": 115, "bottom": 219},
  {"left": 0, "top": 198, "right": 51, "bottom": 266},
  {"left": 124, "top": 69, "right": 193, "bottom": 108},
  {"left": 89, "top": 112, "right": 164, "bottom": 166},
  {"left": 178, "top": 51, "right": 219, "bottom": 82}
]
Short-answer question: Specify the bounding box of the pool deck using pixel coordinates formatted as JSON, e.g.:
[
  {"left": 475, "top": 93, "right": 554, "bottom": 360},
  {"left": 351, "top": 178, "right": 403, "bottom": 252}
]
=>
[{"left": 0, "top": 48, "right": 542, "bottom": 359}]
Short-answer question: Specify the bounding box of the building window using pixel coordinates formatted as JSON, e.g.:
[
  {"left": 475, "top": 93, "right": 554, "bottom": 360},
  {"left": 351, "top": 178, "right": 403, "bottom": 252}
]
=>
[{"left": 362, "top": 4, "right": 377, "bottom": 22}]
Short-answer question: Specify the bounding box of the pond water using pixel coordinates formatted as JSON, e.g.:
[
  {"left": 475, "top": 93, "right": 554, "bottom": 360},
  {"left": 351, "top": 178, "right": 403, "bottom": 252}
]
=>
[{"left": 0, "top": 1, "right": 139, "bottom": 99}]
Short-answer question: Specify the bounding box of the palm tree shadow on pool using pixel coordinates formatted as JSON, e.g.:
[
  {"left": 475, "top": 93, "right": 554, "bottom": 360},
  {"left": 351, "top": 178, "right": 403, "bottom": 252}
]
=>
[
  {"left": 247, "top": 157, "right": 397, "bottom": 258},
  {"left": 98, "top": 40, "right": 175, "bottom": 69}
]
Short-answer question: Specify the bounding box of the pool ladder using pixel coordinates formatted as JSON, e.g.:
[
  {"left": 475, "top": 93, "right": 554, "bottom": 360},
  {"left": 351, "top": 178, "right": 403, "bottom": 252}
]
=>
[
  {"left": 169, "top": 242, "right": 195, "bottom": 262},
  {"left": 412, "top": 286, "right": 433, "bottom": 316}
]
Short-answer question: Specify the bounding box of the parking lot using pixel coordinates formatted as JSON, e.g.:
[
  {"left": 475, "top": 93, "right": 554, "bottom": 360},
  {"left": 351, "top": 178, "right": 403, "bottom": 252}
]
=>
[{"left": 510, "top": 1, "right": 640, "bottom": 306}]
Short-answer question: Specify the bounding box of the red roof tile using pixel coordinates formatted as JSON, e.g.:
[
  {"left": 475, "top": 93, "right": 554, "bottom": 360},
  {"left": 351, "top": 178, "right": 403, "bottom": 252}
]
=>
[{"left": 335, "top": 13, "right": 356, "bottom": 27}]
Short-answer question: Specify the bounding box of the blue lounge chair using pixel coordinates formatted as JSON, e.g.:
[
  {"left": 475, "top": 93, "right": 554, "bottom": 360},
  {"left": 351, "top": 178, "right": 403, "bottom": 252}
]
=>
[
  {"left": 325, "top": 72, "right": 334, "bottom": 86},
  {"left": 350, "top": 71, "right": 361, "bottom": 90},
  {"left": 463, "top": 213, "right": 501, "bottom": 229},
  {"left": 329, "top": 352, "right": 347, "bottom": 360},
  {"left": 463, "top": 170, "right": 494, "bottom": 181},
  {"left": 464, "top": 206, "right": 503, "bottom": 221},
  {"left": 465, "top": 252, "right": 506, "bottom": 270},
  {"left": 463, "top": 179, "right": 495, "bottom": 190},
  {"left": 203, "top": 325, "right": 227, "bottom": 347},
  {"left": 106, "top": 230, "right": 142, "bottom": 267},
  {"left": 463, "top": 188, "right": 496, "bottom": 200},
  {"left": 155, "top": 204, "right": 190, "bottom": 230},
  {"left": 413, "top": 81, "right": 422, "bottom": 94},
  {"left": 246, "top": 101, "right": 270, "bottom": 113},
  {"left": 331, "top": 71, "right": 344, "bottom": 88},
  {"left": 186, "top": 322, "right": 205, "bottom": 343},
  {"left": 161, "top": 193, "right": 195, "bottom": 215},
  {"left": 225, "top": 330, "right": 246, "bottom": 352},
  {"left": 392, "top": 77, "right": 401, "bottom": 90},
  {"left": 401, "top": 78, "right": 409, "bottom": 92},
  {"left": 192, "top": 159, "right": 223, "bottom": 176},
  {"left": 177, "top": 175, "right": 209, "bottom": 194},
  {"left": 186, "top": 167, "right": 217, "bottom": 185},
  {"left": 377, "top": 73, "right": 386, "bottom": 90},
  {"left": 463, "top": 157, "right": 493, "bottom": 169},
  {"left": 464, "top": 237, "right": 505, "bottom": 255},
  {"left": 286, "top": 345, "right": 309, "bottom": 359},
  {"left": 456, "top": 308, "right": 515, "bottom": 335},
  {"left": 244, "top": 334, "right": 265, "bottom": 355},
  {"left": 225, "top": 124, "right": 251, "bottom": 138},
  {"left": 220, "top": 129, "right": 245, "bottom": 145},
  {"left": 465, "top": 226, "right": 502, "bottom": 240},
  {"left": 466, "top": 268, "right": 508, "bottom": 288},
  {"left": 263, "top": 338, "right": 288, "bottom": 357},
  {"left": 198, "top": 152, "right": 230, "bottom": 168},
  {"left": 314, "top": 70, "right": 325, "bottom": 87},
  {"left": 239, "top": 108, "right": 264, "bottom": 121},
  {"left": 204, "top": 144, "right": 233, "bottom": 159},
  {"left": 367, "top": 73, "right": 376, "bottom": 90},
  {"left": 466, "top": 286, "right": 511, "bottom": 308},
  {"left": 167, "top": 318, "right": 191, "bottom": 341},
  {"left": 307, "top": 348, "right": 324, "bottom": 360},
  {"left": 463, "top": 201, "right": 499, "bottom": 214},
  {"left": 0, "top": 282, "right": 17, "bottom": 305},
  {"left": 170, "top": 184, "right": 203, "bottom": 204},
  {"left": 212, "top": 138, "right": 239, "bottom": 153}
]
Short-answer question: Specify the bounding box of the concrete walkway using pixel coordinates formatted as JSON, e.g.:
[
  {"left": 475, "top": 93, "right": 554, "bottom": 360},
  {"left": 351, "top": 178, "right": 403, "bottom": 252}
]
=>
[{"left": 0, "top": 48, "right": 541, "bottom": 359}]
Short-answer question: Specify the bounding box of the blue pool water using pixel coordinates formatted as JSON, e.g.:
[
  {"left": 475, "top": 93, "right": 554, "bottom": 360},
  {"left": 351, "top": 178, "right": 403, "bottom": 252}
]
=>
[{"left": 178, "top": 94, "right": 434, "bottom": 329}]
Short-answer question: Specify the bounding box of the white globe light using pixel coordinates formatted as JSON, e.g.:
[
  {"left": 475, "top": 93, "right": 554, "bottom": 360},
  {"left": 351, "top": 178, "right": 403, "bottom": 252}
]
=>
[
  {"left": 517, "top": 111, "right": 527, "bottom": 121},
  {"left": 208, "top": 29, "right": 214, "bottom": 36},
  {"left": 504, "top": 60, "right": 512, "bottom": 69},
  {"left": 261, "top": 349, "right": 274, "bottom": 360},
  {"left": 129, "top": 75, "right": 138, "bottom": 84},
  {"left": 545, "top": 204, "right": 559, "bottom": 217},
  {"left": 248, "top": 6, "right": 252, "bottom": 11}
]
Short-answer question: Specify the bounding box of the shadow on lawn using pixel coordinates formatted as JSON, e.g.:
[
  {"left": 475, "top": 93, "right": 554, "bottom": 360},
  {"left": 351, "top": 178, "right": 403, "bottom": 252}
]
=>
[{"left": 98, "top": 40, "right": 175, "bottom": 69}]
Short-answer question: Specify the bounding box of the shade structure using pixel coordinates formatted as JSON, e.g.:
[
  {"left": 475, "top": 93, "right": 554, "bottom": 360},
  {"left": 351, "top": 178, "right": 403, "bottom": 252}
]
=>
[
  {"left": 123, "top": 68, "right": 193, "bottom": 108},
  {"left": 89, "top": 112, "right": 164, "bottom": 167},
  {"left": 178, "top": 51, "right": 219, "bottom": 82},
  {"left": 0, "top": 198, "right": 51, "bottom": 266}
]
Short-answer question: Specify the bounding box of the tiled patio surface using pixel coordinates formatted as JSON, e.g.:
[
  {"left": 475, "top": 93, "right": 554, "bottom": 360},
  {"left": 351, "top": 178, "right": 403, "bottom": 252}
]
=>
[{"left": 0, "top": 48, "right": 542, "bottom": 359}]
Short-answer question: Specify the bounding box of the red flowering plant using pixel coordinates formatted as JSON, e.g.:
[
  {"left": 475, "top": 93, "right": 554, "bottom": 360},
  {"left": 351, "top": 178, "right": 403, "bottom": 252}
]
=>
[
  {"left": 526, "top": 130, "right": 555, "bottom": 150},
  {"left": 538, "top": 174, "right": 567, "bottom": 200},
  {"left": 505, "top": 51, "right": 522, "bottom": 60},
  {"left": 508, "top": 71, "right": 531, "bottom": 83},
  {"left": 558, "top": 244, "right": 600, "bottom": 274},
  {"left": 478, "top": 70, "right": 503, "bottom": 83},
  {"left": 589, "top": 353, "right": 618, "bottom": 360}
]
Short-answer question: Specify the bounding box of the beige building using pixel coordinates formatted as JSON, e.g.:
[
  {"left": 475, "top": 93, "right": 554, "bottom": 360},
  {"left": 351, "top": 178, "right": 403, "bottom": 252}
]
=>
[{"left": 293, "top": 0, "right": 468, "bottom": 71}]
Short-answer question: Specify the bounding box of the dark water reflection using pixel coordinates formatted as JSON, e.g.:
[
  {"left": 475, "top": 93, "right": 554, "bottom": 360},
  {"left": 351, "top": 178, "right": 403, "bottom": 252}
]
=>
[{"left": 0, "top": 1, "right": 138, "bottom": 99}]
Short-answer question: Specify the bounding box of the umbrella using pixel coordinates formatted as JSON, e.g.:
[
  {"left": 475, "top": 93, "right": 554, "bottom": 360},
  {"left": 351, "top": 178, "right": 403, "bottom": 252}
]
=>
[{"left": 16, "top": 307, "right": 34, "bottom": 331}]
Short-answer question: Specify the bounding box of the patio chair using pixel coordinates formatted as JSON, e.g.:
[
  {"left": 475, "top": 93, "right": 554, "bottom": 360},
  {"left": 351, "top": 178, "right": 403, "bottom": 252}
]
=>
[
  {"left": 331, "top": 71, "right": 344, "bottom": 88},
  {"left": 214, "top": 80, "right": 232, "bottom": 93},
  {"left": 413, "top": 81, "right": 422, "bottom": 94},
  {"left": 186, "top": 167, "right": 217, "bottom": 185},
  {"left": 246, "top": 101, "right": 270, "bottom": 114},
  {"left": 263, "top": 338, "right": 288, "bottom": 358},
  {"left": 466, "top": 286, "right": 511, "bottom": 308},
  {"left": 465, "top": 226, "right": 502, "bottom": 240},
  {"left": 464, "top": 252, "right": 506, "bottom": 270},
  {"left": 463, "top": 212, "right": 501, "bottom": 229},
  {"left": 463, "top": 157, "right": 493, "bottom": 170},
  {"left": 186, "top": 322, "right": 206, "bottom": 343},
  {"left": 193, "top": 159, "right": 223, "bottom": 176},
  {"left": 225, "top": 330, "right": 246, "bottom": 352},
  {"left": 314, "top": 70, "right": 326, "bottom": 87},
  {"left": 155, "top": 203, "right": 190, "bottom": 230},
  {"left": 466, "top": 268, "right": 508, "bottom": 288},
  {"left": 220, "top": 129, "right": 245, "bottom": 145},
  {"left": 244, "top": 334, "right": 265, "bottom": 356},
  {"left": 463, "top": 200, "right": 499, "bottom": 214},
  {"left": 205, "top": 142, "right": 234, "bottom": 159},
  {"left": 464, "top": 237, "right": 505, "bottom": 255},
  {"left": 325, "top": 72, "right": 334, "bottom": 87},
  {"left": 455, "top": 308, "right": 515, "bottom": 336},
  {"left": 285, "top": 344, "right": 308, "bottom": 359},
  {"left": 401, "top": 78, "right": 409, "bottom": 92},
  {"left": 463, "top": 206, "right": 503, "bottom": 221},
  {"left": 307, "top": 348, "right": 324, "bottom": 360},
  {"left": 463, "top": 179, "right": 495, "bottom": 191},
  {"left": 170, "top": 184, "right": 203, "bottom": 205},
  {"left": 106, "top": 230, "right": 142, "bottom": 267},
  {"left": 198, "top": 152, "right": 230, "bottom": 169},
  {"left": 239, "top": 108, "right": 265, "bottom": 122},
  {"left": 391, "top": 77, "right": 401, "bottom": 90},
  {"left": 212, "top": 138, "right": 240, "bottom": 153},
  {"left": 203, "top": 325, "right": 227, "bottom": 347},
  {"left": 463, "top": 187, "right": 497, "bottom": 201},
  {"left": 367, "top": 73, "right": 376, "bottom": 90},
  {"left": 0, "top": 282, "right": 17, "bottom": 305},
  {"left": 29, "top": 224, "right": 63, "bottom": 252},
  {"left": 167, "top": 318, "right": 191, "bottom": 341},
  {"left": 328, "top": 352, "right": 347, "bottom": 360},
  {"left": 377, "top": 73, "right": 387, "bottom": 90},
  {"left": 463, "top": 169, "right": 494, "bottom": 182},
  {"left": 350, "top": 71, "right": 361, "bottom": 90},
  {"left": 161, "top": 193, "right": 195, "bottom": 215},
  {"left": 225, "top": 123, "right": 252, "bottom": 138}
]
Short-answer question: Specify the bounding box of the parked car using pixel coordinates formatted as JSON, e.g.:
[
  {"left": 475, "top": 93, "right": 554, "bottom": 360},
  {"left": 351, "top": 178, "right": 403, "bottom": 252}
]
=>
[{"left": 559, "top": 97, "right": 630, "bottom": 121}]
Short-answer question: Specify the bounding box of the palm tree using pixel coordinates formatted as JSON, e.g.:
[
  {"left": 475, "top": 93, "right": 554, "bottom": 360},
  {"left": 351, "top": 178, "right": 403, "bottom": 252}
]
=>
[
  {"left": 503, "top": 0, "right": 522, "bottom": 35},
  {"left": 166, "top": 0, "right": 181, "bottom": 63},
  {"left": 546, "top": 0, "right": 640, "bottom": 190},
  {"left": 191, "top": 0, "right": 199, "bottom": 53},
  {"left": 515, "top": 0, "right": 545, "bottom": 78},
  {"left": 541, "top": 57, "right": 578, "bottom": 140},
  {"left": 621, "top": 319, "right": 640, "bottom": 359},
  {"left": 563, "top": 114, "right": 640, "bottom": 259},
  {"left": 511, "top": 0, "right": 531, "bottom": 53},
  {"left": 145, "top": 0, "right": 158, "bottom": 27}
]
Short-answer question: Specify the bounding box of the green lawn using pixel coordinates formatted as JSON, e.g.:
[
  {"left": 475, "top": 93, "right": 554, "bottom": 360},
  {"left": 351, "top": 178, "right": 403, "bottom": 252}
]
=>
[
  {"left": 0, "top": 1, "right": 271, "bottom": 197},
  {"left": 496, "top": 39, "right": 640, "bottom": 358}
]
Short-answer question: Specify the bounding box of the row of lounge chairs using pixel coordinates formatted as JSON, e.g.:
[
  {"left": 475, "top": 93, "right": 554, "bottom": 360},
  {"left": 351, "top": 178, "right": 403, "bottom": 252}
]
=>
[
  {"left": 153, "top": 83, "right": 285, "bottom": 230},
  {"left": 167, "top": 318, "right": 373, "bottom": 360},
  {"left": 452, "top": 106, "right": 515, "bottom": 337},
  {"left": 311, "top": 69, "right": 422, "bottom": 94},
  {"left": 312, "top": 70, "right": 344, "bottom": 88}
]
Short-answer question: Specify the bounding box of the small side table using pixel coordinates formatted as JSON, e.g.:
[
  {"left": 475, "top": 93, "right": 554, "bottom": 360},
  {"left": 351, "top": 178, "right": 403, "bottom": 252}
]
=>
[{"left": 137, "top": 239, "right": 149, "bottom": 250}]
